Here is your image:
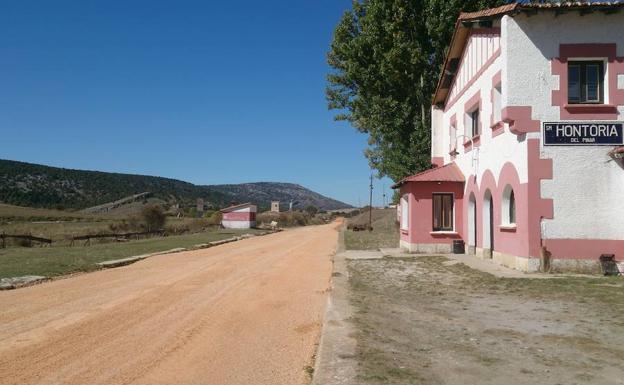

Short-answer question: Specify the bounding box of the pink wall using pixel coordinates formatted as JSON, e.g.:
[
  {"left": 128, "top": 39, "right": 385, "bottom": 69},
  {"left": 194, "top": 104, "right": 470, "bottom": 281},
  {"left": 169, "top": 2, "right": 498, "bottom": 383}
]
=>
[
  {"left": 465, "top": 163, "right": 530, "bottom": 258},
  {"left": 223, "top": 212, "right": 256, "bottom": 221},
  {"left": 400, "top": 181, "right": 464, "bottom": 245}
]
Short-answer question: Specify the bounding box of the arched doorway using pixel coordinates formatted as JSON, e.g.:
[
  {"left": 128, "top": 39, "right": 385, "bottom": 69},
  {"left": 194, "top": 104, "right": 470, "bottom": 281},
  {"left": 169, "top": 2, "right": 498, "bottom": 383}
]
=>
[
  {"left": 482, "top": 190, "right": 494, "bottom": 258},
  {"left": 467, "top": 193, "right": 477, "bottom": 254}
]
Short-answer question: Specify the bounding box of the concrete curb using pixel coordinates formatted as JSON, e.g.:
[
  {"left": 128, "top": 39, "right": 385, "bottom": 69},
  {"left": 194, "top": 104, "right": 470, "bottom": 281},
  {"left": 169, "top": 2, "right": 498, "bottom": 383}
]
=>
[
  {"left": 0, "top": 276, "right": 49, "bottom": 291},
  {"left": 312, "top": 227, "right": 358, "bottom": 385},
  {"left": 96, "top": 231, "right": 279, "bottom": 270},
  {"left": 96, "top": 247, "right": 188, "bottom": 268}
]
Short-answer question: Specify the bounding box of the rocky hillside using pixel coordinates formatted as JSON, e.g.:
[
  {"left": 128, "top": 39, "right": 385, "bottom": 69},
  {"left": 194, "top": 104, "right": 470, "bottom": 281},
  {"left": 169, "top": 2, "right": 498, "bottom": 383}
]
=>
[
  {"left": 208, "top": 182, "right": 350, "bottom": 211},
  {"left": 0, "top": 159, "right": 352, "bottom": 211}
]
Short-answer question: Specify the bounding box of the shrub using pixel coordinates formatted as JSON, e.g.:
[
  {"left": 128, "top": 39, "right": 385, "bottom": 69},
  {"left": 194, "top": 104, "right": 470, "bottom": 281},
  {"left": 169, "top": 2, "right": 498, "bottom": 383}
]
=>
[
  {"left": 304, "top": 205, "right": 319, "bottom": 215},
  {"left": 140, "top": 204, "right": 166, "bottom": 231}
]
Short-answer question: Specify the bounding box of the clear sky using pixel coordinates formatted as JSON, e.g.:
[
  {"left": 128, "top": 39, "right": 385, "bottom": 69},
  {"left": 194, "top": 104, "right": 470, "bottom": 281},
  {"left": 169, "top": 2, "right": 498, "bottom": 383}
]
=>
[{"left": 0, "top": 0, "right": 395, "bottom": 207}]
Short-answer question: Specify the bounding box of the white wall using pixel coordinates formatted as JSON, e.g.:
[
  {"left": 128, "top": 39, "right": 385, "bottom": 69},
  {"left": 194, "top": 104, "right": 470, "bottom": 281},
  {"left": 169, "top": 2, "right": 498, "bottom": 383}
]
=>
[
  {"left": 438, "top": 28, "right": 528, "bottom": 188},
  {"left": 505, "top": 13, "right": 624, "bottom": 240},
  {"left": 222, "top": 220, "right": 255, "bottom": 229}
]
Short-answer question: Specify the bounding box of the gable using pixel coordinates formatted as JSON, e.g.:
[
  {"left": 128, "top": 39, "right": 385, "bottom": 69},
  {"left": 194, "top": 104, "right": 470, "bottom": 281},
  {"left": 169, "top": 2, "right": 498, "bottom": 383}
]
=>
[{"left": 446, "top": 28, "right": 501, "bottom": 107}]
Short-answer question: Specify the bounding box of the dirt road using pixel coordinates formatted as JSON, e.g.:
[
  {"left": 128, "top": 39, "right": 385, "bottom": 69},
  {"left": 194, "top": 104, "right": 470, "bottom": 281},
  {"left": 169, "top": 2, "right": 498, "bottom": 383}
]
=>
[{"left": 0, "top": 222, "right": 339, "bottom": 385}]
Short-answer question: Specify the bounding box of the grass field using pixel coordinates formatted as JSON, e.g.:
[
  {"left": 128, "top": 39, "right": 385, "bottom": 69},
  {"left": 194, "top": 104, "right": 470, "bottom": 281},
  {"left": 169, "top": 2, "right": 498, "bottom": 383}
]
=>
[
  {"left": 344, "top": 209, "right": 399, "bottom": 250},
  {"left": 0, "top": 228, "right": 262, "bottom": 278},
  {"left": 0, "top": 203, "right": 102, "bottom": 221}
]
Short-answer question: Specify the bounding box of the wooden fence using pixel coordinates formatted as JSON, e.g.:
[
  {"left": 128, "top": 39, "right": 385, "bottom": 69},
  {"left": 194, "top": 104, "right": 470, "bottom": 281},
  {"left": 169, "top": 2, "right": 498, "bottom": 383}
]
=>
[
  {"left": 69, "top": 229, "right": 165, "bottom": 246},
  {"left": 0, "top": 233, "right": 53, "bottom": 248}
]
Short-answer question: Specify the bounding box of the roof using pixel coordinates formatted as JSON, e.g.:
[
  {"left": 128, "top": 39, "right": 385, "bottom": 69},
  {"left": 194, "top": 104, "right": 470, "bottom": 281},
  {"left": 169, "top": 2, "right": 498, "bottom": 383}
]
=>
[
  {"left": 391, "top": 163, "right": 465, "bottom": 189},
  {"left": 219, "top": 202, "right": 255, "bottom": 212},
  {"left": 432, "top": 1, "right": 624, "bottom": 107}
]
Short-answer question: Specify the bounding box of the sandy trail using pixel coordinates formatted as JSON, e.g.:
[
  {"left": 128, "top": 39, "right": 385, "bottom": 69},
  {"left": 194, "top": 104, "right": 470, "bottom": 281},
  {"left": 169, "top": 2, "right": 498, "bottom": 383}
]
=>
[{"left": 0, "top": 222, "right": 339, "bottom": 385}]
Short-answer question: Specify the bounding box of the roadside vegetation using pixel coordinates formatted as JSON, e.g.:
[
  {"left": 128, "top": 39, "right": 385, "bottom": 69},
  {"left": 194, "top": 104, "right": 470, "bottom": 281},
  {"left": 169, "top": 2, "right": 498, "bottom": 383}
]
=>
[
  {"left": 0, "top": 203, "right": 239, "bottom": 278},
  {"left": 344, "top": 208, "right": 399, "bottom": 250},
  {"left": 0, "top": 228, "right": 262, "bottom": 278},
  {"left": 0, "top": 202, "right": 339, "bottom": 279}
]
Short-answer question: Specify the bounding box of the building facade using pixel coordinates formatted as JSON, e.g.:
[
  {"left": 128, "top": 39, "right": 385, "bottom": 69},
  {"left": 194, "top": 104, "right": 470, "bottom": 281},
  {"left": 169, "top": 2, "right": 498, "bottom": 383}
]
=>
[
  {"left": 395, "top": 3, "right": 624, "bottom": 272},
  {"left": 220, "top": 203, "right": 257, "bottom": 229}
]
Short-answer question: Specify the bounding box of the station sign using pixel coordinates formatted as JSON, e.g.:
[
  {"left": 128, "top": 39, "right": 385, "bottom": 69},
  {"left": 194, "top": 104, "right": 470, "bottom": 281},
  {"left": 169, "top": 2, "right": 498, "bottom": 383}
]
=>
[{"left": 543, "top": 122, "right": 624, "bottom": 145}]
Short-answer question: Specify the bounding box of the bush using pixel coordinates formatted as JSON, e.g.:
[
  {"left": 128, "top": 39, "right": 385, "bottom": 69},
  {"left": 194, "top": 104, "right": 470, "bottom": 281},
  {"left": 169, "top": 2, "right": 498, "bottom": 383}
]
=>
[
  {"left": 304, "top": 205, "right": 319, "bottom": 215},
  {"left": 141, "top": 204, "right": 166, "bottom": 231}
]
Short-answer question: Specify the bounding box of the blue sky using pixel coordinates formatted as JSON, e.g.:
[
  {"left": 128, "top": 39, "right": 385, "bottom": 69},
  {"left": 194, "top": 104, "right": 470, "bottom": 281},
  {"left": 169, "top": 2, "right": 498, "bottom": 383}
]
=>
[{"left": 0, "top": 0, "right": 394, "bottom": 207}]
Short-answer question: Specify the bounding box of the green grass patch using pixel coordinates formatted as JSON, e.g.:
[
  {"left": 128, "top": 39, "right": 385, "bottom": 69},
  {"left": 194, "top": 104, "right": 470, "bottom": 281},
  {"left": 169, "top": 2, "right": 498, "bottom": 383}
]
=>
[{"left": 0, "top": 228, "right": 262, "bottom": 278}]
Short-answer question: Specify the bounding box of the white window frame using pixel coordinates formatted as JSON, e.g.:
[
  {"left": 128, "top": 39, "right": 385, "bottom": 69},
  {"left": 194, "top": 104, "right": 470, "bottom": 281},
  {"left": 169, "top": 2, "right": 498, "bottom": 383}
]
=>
[
  {"left": 400, "top": 194, "right": 409, "bottom": 230},
  {"left": 501, "top": 185, "right": 516, "bottom": 226},
  {"left": 492, "top": 84, "right": 502, "bottom": 124},
  {"left": 567, "top": 57, "right": 608, "bottom": 104}
]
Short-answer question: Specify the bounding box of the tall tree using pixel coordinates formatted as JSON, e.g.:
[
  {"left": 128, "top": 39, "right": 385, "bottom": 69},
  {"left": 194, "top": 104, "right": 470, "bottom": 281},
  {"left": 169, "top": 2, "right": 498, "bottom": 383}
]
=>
[{"left": 327, "top": 0, "right": 504, "bottom": 182}]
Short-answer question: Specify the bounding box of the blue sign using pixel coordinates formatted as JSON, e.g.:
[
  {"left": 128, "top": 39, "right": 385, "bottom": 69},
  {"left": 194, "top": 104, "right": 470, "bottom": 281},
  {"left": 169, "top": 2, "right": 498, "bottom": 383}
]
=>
[{"left": 543, "top": 122, "right": 624, "bottom": 145}]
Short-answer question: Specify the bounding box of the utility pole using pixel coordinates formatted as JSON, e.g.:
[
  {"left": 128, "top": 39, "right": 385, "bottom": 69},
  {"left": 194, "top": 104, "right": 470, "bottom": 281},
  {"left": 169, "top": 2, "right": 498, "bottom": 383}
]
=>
[
  {"left": 382, "top": 183, "right": 386, "bottom": 208},
  {"left": 368, "top": 174, "right": 373, "bottom": 231}
]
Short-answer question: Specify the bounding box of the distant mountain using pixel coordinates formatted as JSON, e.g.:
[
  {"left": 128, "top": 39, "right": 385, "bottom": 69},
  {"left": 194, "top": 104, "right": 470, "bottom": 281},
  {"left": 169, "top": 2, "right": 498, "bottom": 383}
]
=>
[
  {"left": 208, "top": 182, "right": 350, "bottom": 212},
  {"left": 0, "top": 159, "right": 352, "bottom": 211}
]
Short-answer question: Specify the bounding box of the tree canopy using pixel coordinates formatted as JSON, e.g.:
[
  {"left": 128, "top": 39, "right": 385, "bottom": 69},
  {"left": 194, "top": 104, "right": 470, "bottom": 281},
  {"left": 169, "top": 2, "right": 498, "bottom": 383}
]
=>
[{"left": 327, "top": 0, "right": 504, "bottom": 182}]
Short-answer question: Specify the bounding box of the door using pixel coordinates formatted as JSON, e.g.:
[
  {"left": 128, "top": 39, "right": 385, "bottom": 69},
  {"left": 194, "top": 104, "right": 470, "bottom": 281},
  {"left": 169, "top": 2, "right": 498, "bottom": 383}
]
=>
[
  {"left": 482, "top": 190, "right": 493, "bottom": 258},
  {"left": 468, "top": 194, "right": 476, "bottom": 254}
]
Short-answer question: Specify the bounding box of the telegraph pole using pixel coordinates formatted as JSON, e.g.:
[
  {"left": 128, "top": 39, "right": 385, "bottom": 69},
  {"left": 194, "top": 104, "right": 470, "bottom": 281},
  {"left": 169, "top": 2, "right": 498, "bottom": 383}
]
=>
[
  {"left": 382, "top": 183, "right": 386, "bottom": 208},
  {"left": 368, "top": 174, "right": 373, "bottom": 231}
]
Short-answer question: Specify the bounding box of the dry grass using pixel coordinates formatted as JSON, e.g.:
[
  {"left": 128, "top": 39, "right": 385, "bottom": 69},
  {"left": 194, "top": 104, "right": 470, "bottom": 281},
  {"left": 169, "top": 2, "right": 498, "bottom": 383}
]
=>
[
  {"left": 344, "top": 209, "right": 399, "bottom": 250},
  {"left": 347, "top": 255, "right": 624, "bottom": 384},
  {"left": 0, "top": 228, "right": 263, "bottom": 278},
  {"left": 0, "top": 203, "right": 101, "bottom": 221}
]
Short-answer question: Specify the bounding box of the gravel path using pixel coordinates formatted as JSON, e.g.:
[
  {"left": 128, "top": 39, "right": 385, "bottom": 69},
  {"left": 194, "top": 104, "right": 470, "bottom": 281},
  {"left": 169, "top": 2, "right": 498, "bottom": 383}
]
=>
[{"left": 0, "top": 222, "right": 339, "bottom": 385}]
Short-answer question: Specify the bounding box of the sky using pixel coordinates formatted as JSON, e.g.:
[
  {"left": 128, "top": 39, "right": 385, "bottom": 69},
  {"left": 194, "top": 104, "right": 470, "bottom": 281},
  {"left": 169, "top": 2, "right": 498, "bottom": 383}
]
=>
[{"left": 0, "top": 0, "right": 395, "bottom": 207}]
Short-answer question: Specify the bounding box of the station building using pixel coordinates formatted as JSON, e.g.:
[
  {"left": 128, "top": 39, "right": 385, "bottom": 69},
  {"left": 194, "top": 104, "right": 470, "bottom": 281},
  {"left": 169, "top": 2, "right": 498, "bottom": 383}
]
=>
[{"left": 394, "top": 2, "right": 624, "bottom": 272}]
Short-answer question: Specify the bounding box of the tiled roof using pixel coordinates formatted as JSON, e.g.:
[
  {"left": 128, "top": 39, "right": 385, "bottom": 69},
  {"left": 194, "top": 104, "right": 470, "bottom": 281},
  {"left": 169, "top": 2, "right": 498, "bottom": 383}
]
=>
[
  {"left": 220, "top": 202, "right": 255, "bottom": 212},
  {"left": 458, "top": 3, "right": 519, "bottom": 21},
  {"left": 521, "top": 1, "right": 624, "bottom": 9},
  {"left": 392, "top": 163, "right": 465, "bottom": 189}
]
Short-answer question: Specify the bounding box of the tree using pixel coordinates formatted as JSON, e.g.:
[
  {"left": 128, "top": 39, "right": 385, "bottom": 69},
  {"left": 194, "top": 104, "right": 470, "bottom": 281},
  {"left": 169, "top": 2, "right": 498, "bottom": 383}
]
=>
[
  {"left": 141, "top": 204, "right": 166, "bottom": 231},
  {"left": 327, "top": 0, "right": 504, "bottom": 182},
  {"left": 305, "top": 205, "right": 319, "bottom": 215}
]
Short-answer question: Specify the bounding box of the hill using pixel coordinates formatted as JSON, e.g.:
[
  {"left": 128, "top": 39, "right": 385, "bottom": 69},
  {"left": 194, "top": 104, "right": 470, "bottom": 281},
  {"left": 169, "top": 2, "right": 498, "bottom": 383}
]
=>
[
  {"left": 0, "top": 159, "right": 352, "bottom": 211},
  {"left": 208, "top": 182, "right": 350, "bottom": 212}
]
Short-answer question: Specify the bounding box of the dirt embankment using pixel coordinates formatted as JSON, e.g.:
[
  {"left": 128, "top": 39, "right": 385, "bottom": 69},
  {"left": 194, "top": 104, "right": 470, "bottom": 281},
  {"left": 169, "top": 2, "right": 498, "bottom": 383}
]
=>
[{"left": 0, "top": 221, "right": 340, "bottom": 385}]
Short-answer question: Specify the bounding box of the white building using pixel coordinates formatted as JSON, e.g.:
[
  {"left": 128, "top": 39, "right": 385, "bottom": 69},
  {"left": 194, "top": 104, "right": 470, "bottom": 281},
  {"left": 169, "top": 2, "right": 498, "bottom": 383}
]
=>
[
  {"left": 394, "top": 2, "right": 624, "bottom": 272},
  {"left": 220, "top": 203, "right": 257, "bottom": 229}
]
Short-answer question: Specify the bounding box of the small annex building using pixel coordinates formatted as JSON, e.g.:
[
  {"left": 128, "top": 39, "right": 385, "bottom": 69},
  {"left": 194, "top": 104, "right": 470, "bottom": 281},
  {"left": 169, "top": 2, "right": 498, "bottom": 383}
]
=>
[
  {"left": 220, "top": 203, "right": 257, "bottom": 229},
  {"left": 394, "top": 2, "right": 624, "bottom": 272}
]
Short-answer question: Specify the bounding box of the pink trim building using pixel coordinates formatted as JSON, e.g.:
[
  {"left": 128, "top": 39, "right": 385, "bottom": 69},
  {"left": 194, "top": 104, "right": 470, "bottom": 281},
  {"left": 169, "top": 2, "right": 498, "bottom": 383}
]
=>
[
  {"left": 220, "top": 203, "right": 257, "bottom": 229},
  {"left": 394, "top": 3, "right": 624, "bottom": 272}
]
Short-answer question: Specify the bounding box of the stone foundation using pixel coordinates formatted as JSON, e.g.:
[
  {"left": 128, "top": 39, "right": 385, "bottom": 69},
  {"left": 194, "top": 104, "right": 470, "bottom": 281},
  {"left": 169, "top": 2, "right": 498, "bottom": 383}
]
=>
[
  {"left": 550, "top": 259, "right": 602, "bottom": 274},
  {"left": 402, "top": 240, "right": 604, "bottom": 274},
  {"left": 400, "top": 240, "right": 452, "bottom": 254}
]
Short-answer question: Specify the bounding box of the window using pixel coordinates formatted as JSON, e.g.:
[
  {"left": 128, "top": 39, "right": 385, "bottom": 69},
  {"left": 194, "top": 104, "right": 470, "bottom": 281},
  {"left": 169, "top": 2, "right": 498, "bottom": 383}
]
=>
[
  {"left": 509, "top": 190, "right": 515, "bottom": 224},
  {"left": 502, "top": 185, "right": 516, "bottom": 226},
  {"left": 568, "top": 61, "right": 604, "bottom": 104},
  {"left": 400, "top": 195, "right": 409, "bottom": 230},
  {"left": 449, "top": 123, "right": 457, "bottom": 154},
  {"left": 492, "top": 84, "right": 502, "bottom": 123},
  {"left": 432, "top": 193, "right": 453, "bottom": 231},
  {"left": 466, "top": 108, "right": 480, "bottom": 138}
]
